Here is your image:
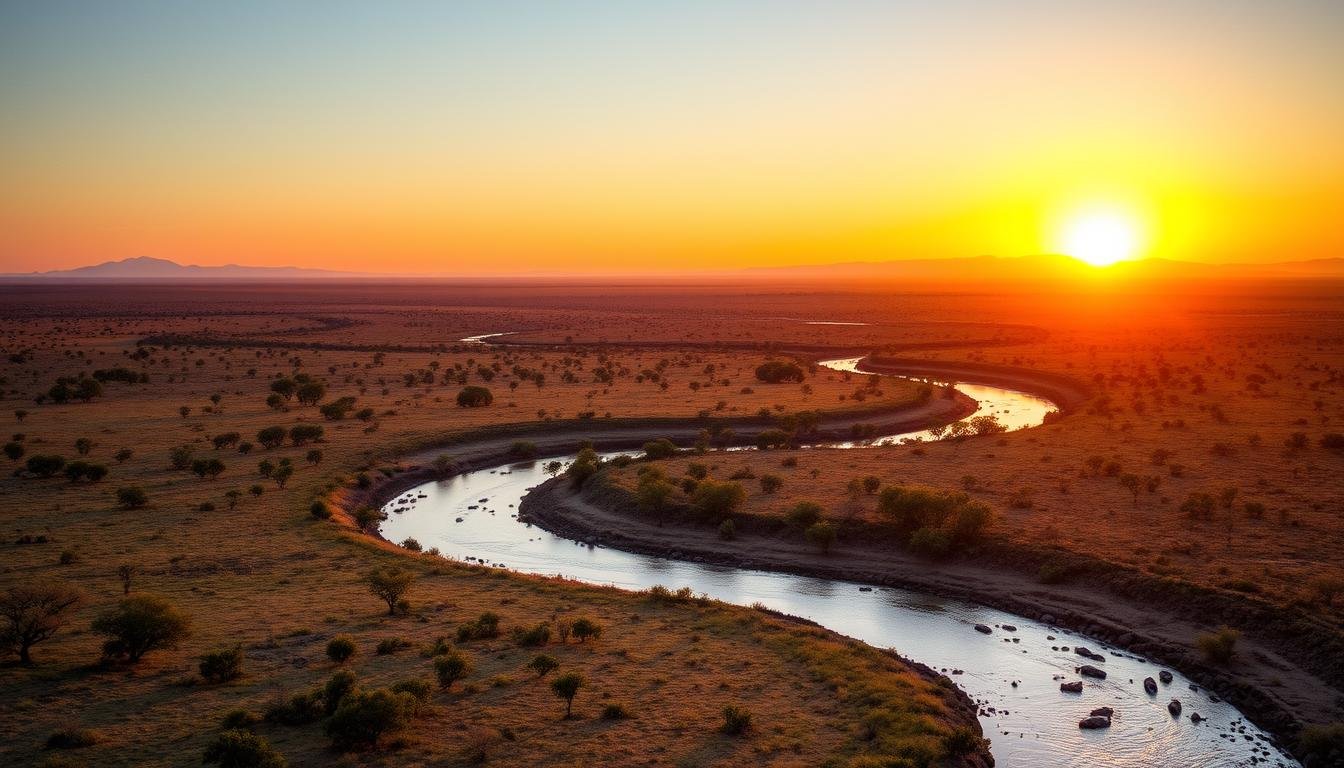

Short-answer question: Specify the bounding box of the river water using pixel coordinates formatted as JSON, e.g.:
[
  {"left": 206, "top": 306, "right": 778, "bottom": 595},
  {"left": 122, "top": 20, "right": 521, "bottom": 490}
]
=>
[{"left": 379, "top": 355, "right": 1295, "bottom": 768}]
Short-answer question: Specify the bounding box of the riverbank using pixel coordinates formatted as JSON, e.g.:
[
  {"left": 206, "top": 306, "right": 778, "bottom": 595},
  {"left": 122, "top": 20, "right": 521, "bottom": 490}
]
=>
[{"left": 515, "top": 474, "right": 1336, "bottom": 763}]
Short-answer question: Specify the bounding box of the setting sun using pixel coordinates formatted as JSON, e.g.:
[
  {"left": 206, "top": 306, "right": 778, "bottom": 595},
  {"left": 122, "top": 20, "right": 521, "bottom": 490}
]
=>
[{"left": 1058, "top": 208, "right": 1144, "bottom": 267}]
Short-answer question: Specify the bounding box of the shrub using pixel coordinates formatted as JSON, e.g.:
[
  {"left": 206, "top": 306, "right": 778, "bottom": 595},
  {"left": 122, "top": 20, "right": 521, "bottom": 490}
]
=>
[
  {"left": 1180, "top": 492, "right": 1216, "bottom": 521},
  {"left": 456, "top": 386, "right": 494, "bottom": 408},
  {"left": 805, "top": 521, "right": 836, "bottom": 553},
  {"left": 220, "top": 709, "right": 261, "bottom": 729},
  {"left": 509, "top": 440, "right": 538, "bottom": 459},
  {"left": 326, "top": 636, "right": 357, "bottom": 664},
  {"left": 44, "top": 728, "right": 100, "bottom": 749},
  {"left": 786, "top": 501, "right": 822, "bottom": 528},
  {"left": 515, "top": 622, "right": 551, "bottom": 647},
  {"left": 434, "top": 650, "right": 471, "bottom": 689},
  {"left": 1298, "top": 723, "right": 1344, "bottom": 766},
  {"left": 324, "top": 688, "right": 416, "bottom": 750},
  {"left": 365, "top": 567, "right": 414, "bottom": 615},
  {"left": 263, "top": 690, "right": 324, "bottom": 725},
  {"left": 571, "top": 617, "right": 602, "bottom": 643},
  {"left": 754, "top": 429, "right": 791, "bottom": 449},
  {"left": 92, "top": 593, "right": 190, "bottom": 662},
  {"left": 376, "top": 637, "right": 409, "bottom": 655},
  {"left": 256, "top": 426, "right": 286, "bottom": 449},
  {"left": 721, "top": 705, "right": 752, "bottom": 734},
  {"left": 1196, "top": 626, "right": 1240, "bottom": 664},
  {"left": 528, "top": 653, "right": 559, "bottom": 678},
  {"left": 324, "top": 670, "right": 358, "bottom": 714},
  {"left": 943, "top": 726, "right": 987, "bottom": 757},
  {"left": 550, "top": 672, "right": 585, "bottom": 718},
  {"left": 601, "top": 703, "right": 632, "bottom": 720},
  {"left": 289, "top": 424, "right": 324, "bottom": 445},
  {"left": 718, "top": 518, "right": 736, "bottom": 540},
  {"left": 25, "top": 454, "right": 66, "bottom": 478},
  {"left": 309, "top": 500, "right": 332, "bottom": 520},
  {"left": 642, "top": 438, "right": 677, "bottom": 460},
  {"left": 1321, "top": 433, "right": 1344, "bottom": 451},
  {"left": 390, "top": 678, "right": 432, "bottom": 704},
  {"left": 908, "top": 526, "right": 951, "bottom": 557},
  {"left": 457, "top": 612, "right": 501, "bottom": 641},
  {"left": 690, "top": 480, "right": 746, "bottom": 520},
  {"left": 754, "top": 361, "right": 805, "bottom": 383},
  {"left": 758, "top": 474, "right": 782, "bottom": 494},
  {"left": 203, "top": 730, "right": 287, "bottom": 768},
  {"left": 199, "top": 647, "right": 244, "bottom": 683},
  {"left": 3, "top": 442, "right": 23, "bottom": 462}
]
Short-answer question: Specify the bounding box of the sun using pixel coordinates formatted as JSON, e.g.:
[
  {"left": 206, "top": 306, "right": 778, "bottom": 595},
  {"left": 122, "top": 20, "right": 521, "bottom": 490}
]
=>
[{"left": 1058, "top": 208, "right": 1142, "bottom": 267}]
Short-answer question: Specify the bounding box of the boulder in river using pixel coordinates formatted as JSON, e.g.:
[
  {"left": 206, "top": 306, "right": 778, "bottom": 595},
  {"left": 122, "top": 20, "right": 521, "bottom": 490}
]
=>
[
  {"left": 1079, "top": 715, "right": 1112, "bottom": 729},
  {"left": 1159, "top": 670, "right": 1173, "bottom": 684},
  {"left": 975, "top": 624, "right": 992, "bottom": 634},
  {"left": 1090, "top": 707, "right": 1114, "bottom": 718},
  {"left": 1079, "top": 665, "right": 1107, "bottom": 679},
  {"left": 1144, "top": 677, "right": 1158, "bottom": 695},
  {"left": 1074, "top": 646, "right": 1106, "bottom": 662},
  {"left": 1061, "top": 681, "right": 1084, "bottom": 693},
  {"left": 1190, "top": 712, "right": 1205, "bottom": 724},
  {"left": 1168, "top": 699, "right": 1182, "bottom": 717}
]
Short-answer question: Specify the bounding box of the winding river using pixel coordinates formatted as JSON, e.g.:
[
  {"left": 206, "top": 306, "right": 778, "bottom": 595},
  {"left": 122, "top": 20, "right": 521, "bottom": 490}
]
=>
[{"left": 380, "top": 351, "right": 1296, "bottom": 768}]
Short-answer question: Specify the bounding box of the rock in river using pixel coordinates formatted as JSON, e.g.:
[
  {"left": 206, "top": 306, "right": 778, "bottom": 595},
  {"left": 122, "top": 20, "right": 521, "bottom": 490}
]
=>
[
  {"left": 1079, "top": 715, "right": 1112, "bottom": 729},
  {"left": 1074, "top": 646, "right": 1106, "bottom": 662},
  {"left": 1090, "top": 707, "right": 1114, "bottom": 718},
  {"left": 1061, "top": 681, "right": 1084, "bottom": 693},
  {"left": 1144, "top": 677, "right": 1158, "bottom": 695},
  {"left": 975, "top": 624, "right": 992, "bottom": 634},
  {"left": 1079, "top": 665, "right": 1107, "bottom": 680},
  {"left": 1159, "top": 670, "right": 1173, "bottom": 684},
  {"left": 1168, "top": 699, "right": 1182, "bottom": 717}
]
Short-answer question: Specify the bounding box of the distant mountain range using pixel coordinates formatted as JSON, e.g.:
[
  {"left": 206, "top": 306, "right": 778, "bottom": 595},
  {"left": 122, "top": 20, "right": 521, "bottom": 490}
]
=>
[
  {"left": 2, "top": 254, "right": 1340, "bottom": 281},
  {"left": 2, "top": 256, "right": 368, "bottom": 280}
]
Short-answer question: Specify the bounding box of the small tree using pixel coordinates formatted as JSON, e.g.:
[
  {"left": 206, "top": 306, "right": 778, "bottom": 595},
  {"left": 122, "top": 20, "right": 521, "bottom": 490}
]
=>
[
  {"left": 550, "top": 672, "right": 585, "bottom": 718},
  {"left": 25, "top": 454, "right": 65, "bottom": 478},
  {"left": 571, "top": 617, "right": 602, "bottom": 643},
  {"left": 117, "top": 563, "right": 136, "bottom": 595},
  {"left": 203, "top": 730, "right": 287, "bottom": 768},
  {"left": 528, "top": 653, "right": 559, "bottom": 678},
  {"left": 273, "top": 464, "right": 294, "bottom": 489},
  {"left": 324, "top": 688, "right": 415, "bottom": 750},
  {"left": 92, "top": 593, "right": 191, "bottom": 662},
  {"left": 805, "top": 521, "right": 836, "bottom": 553},
  {"left": 456, "top": 386, "right": 493, "bottom": 408},
  {"left": 3, "top": 442, "right": 23, "bottom": 462},
  {"left": 786, "top": 501, "right": 822, "bottom": 529},
  {"left": 365, "top": 568, "right": 415, "bottom": 615},
  {"left": 0, "top": 581, "right": 83, "bottom": 664},
  {"left": 116, "top": 486, "right": 149, "bottom": 509},
  {"left": 434, "top": 650, "right": 470, "bottom": 689}
]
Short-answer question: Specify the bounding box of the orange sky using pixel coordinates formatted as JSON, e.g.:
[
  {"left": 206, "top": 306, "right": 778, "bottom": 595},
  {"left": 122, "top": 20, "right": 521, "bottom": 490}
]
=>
[{"left": 2, "top": 2, "right": 1342, "bottom": 274}]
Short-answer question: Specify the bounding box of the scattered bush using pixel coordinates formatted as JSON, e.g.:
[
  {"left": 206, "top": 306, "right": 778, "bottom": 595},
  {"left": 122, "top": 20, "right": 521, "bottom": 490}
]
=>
[
  {"left": 754, "top": 361, "right": 805, "bottom": 384},
  {"left": 571, "top": 617, "right": 602, "bottom": 643},
  {"left": 804, "top": 521, "right": 836, "bottom": 553},
  {"left": 326, "top": 636, "right": 357, "bottom": 664},
  {"left": 721, "top": 705, "right": 752, "bottom": 734},
  {"left": 642, "top": 438, "right": 677, "bottom": 460},
  {"left": 92, "top": 593, "right": 190, "bottom": 663},
  {"left": 324, "top": 670, "right": 358, "bottom": 714},
  {"left": 44, "top": 728, "right": 100, "bottom": 750},
  {"left": 690, "top": 480, "right": 746, "bottom": 520},
  {"left": 601, "top": 703, "right": 632, "bottom": 720},
  {"left": 786, "top": 501, "right": 822, "bottom": 528},
  {"left": 203, "top": 729, "right": 287, "bottom": 768},
  {"left": 365, "top": 567, "right": 414, "bottom": 615},
  {"left": 25, "top": 454, "right": 66, "bottom": 478},
  {"left": 528, "top": 653, "right": 559, "bottom": 678},
  {"left": 199, "top": 647, "right": 244, "bottom": 683},
  {"left": 434, "top": 650, "right": 471, "bottom": 689},
  {"left": 220, "top": 709, "right": 261, "bottom": 729},
  {"left": 457, "top": 612, "right": 501, "bottom": 641},
  {"left": 550, "top": 672, "right": 585, "bottom": 718},
  {"left": 263, "top": 690, "right": 324, "bottom": 725},
  {"left": 324, "top": 688, "right": 416, "bottom": 750},
  {"left": 456, "top": 386, "right": 494, "bottom": 408},
  {"left": 515, "top": 622, "right": 551, "bottom": 647},
  {"left": 115, "top": 485, "right": 150, "bottom": 508}
]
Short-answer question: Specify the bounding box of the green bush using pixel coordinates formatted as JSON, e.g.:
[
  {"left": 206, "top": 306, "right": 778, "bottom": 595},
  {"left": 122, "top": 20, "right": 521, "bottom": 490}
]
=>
[
  {"left": 114, "top": 485, "right": 149, "bottom": 509},
  {"left": 786, "top": 501, "right": 822, "bottom": 528},
  {"left": 324, "top": 688, "right": 416, "bottom": 750},
  {"left": 457, "top": 612, "right": 501, "bottom": 641},
  {"left": 199, "top": 647, "right": 244, "bottom": 683},
  {"left": 805, "top": 520, "right": 836, "bottom": 553},
  {"left": 203, "top": 730, "right": 287, "bottom": 768},
  {"left": 456, "top": 386, "right": 494, "bottom": 408},
  {"left": 908, "top": 526, "right": 951, "bottom": 557},
  {"left": 219, "top": 709, "right": 261, "bottom": 729},
  {"left": 434, "top": 650, "right": 471, "bottom": 690},
  {"left": 550, "top": 672, "right": 585, "bottom": 718},
  {"left": 515, "top": 622, "right": 551, "bottom": 647},
  {"left": 571, "top": 617, "right": 602, "bottom": 643},
  {"left": 642, "top": 438, "right": 678, "bottom": 460},
  {"left": 754, "top": 361, "right": 804, "bottom": 384},
  {"left": 264, "top": 691, "right": 324, "bottom": 725},
  {"left": 44, "top": 728, "right": 100, "bottom": 749},
  {"left": 528, "top": 653, "right": 559, "bottom": 678},
  {"left": 92, "top": 593, "right": 190, "bottom": 662},
  {"left": 1196, "top": 626, "right": 1240, "bottom": 664},
  {"left": 326, "top": 636, "right": 357, "bottom": 664},
  {"left": 690, "top": 480, "right": 746, "bottom": 520},
  {"left": 721, "top": 705, "right": 752, "bottom": 734},
  {"left": 601, "top": 703, "right": 632, "bottom": 720},
  {"left": 324, "top": 670, "right": 358, "bottom": 714}
]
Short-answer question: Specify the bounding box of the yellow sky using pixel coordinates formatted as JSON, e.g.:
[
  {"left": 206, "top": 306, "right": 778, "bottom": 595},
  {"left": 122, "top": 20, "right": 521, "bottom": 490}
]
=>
[{"left": 2, "top": 2, "right": 1342, "bottom": 274}]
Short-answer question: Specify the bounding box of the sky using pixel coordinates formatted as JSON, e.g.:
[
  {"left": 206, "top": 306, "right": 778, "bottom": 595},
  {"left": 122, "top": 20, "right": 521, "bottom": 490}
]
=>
[{"left": 2, "top": 0, "right": 1342, "bottom": 274}]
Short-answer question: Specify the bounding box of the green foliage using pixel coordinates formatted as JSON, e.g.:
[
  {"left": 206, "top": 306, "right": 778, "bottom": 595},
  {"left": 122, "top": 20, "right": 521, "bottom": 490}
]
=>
[
  {"left": 324, "top": 688, "right": 416, "bottom": 750},
  {"left": 877, "top": 484, "right": 991, "bottom": 553},
  {"left": 571, "top": 617, "right": 602, "bottom": 643},
  {"left": 434, "top": 650, "right": 471, "bottom": 689},
  {"left": 786, "top": 501, "right": 822, "bottom": 528},
  {"left": 115, "top": 486, "right": 149, "bottom": 509},
  {"left": 754, "top": 361, "right": 805, "bottom": 383},
  {"left": 515, "top": 622, "right": 551, "bottom": 647},
  {"left": 365, "top": 567, "right": 414, "bottom": 614},
  {"left": 805, "top": 520, "right": 836, "bottom": 553},
  {"left": 256, "top": 426, "right": 286, "bottom": 449},
  {"left": 721, "top": 705, "right": 752, "bottom": 734},
  {"left": 457, "top": 612, "right": 501, "bottom": 641},
  {"left": 456, "top": 385, "right": 494, "bottom": 407},
  {"left": 92, "top": 593, "right": 190, "bottom": 662},
  {"left": 528, "top": 653, "right": 559, "bottom": 678},
  {"left": 199, "top": 647, "right": 244, "bottom": 683},
  {"left": 690, "top": 479, "right": 746, "bottom": 520},
  {"left": 326, "top": 636, "right": 357, "bottom": 664},
  {"left": 550, "top": 672, "right": 585, "bottom": 717},
  {"left": 25, "top": 454, "right": 65, "bottom": 478},
  {"left": 642, "top": 438, "right": 678, "bottom": 460},
  {"left": 288, "top": 424, "right": 324, "bottom": 445},
  {"left": 203, "top": 730, "right": 287, "bottom": 768},
  {"left": 324, "top": 670, "right": 358, "bottom": 714},
  {"left": 758, "top": 473, "right": 782, "bottom": 494}
]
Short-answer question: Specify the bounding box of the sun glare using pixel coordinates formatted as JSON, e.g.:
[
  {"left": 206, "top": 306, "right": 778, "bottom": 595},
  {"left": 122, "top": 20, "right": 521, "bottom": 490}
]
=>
[{"left": 1059, "top": 209, "right": 1142, "bottom": 267}]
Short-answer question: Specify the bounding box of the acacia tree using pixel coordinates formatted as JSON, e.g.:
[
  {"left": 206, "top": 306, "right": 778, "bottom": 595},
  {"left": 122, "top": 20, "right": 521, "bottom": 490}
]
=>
[
  {"left": 365, "top": 567, "right": 414, "bottom": 615},
  {"left": 550, "top": 672, "right": 585, "bottom": 718},
  {"left": 0, "top": 581, "right": 84, "bottom": 664},
  {"left": 92, "top": 593, "right": 191, "bottom": 662}
]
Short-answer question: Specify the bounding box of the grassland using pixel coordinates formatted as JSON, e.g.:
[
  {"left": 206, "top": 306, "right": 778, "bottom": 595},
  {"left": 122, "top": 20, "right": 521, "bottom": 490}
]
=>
[{"left": 0, "top": 289, "right": 990, "bottom": 768}]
